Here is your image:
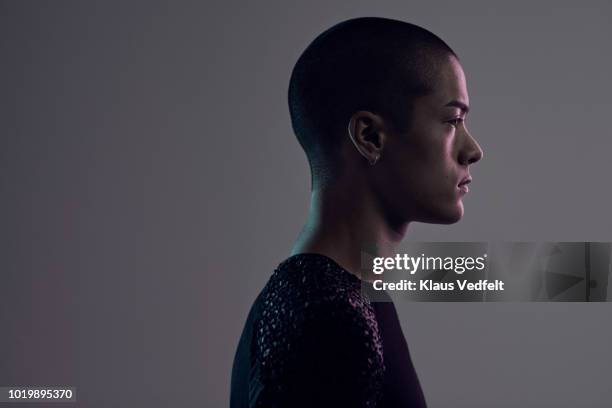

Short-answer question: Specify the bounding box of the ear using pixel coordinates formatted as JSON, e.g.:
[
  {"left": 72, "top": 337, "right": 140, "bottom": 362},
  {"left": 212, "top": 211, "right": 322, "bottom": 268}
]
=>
[{"left": 347, "top": 111, "right": 387, "bottom": 165}]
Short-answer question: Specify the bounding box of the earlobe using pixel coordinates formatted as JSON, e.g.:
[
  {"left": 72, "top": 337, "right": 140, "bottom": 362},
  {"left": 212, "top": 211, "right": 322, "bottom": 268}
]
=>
[{"left": 369, "top": 153, "right": 380, "bottom": 166}]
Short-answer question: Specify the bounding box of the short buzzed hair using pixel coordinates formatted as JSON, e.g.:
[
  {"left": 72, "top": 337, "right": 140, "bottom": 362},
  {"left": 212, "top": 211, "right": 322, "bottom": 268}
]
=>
[{"left": 288, "top": 17, "right": 457, "bottom": 185}]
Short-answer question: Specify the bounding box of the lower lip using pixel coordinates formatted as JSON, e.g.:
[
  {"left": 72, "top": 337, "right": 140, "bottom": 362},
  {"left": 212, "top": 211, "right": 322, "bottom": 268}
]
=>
[{"left": 458, "top": 184, "right": 469, "bottom": 195}]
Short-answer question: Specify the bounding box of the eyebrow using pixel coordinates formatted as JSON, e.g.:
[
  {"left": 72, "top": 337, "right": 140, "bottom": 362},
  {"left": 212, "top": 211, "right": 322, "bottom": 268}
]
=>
[{"left": 445, "top": 100, "right": 470, "bottom": 114}]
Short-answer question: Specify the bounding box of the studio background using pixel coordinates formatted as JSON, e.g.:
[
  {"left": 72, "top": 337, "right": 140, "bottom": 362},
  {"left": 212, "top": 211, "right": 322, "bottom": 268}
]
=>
[{"left": 2, "top": 1, "right": 611, "bottom": 407}]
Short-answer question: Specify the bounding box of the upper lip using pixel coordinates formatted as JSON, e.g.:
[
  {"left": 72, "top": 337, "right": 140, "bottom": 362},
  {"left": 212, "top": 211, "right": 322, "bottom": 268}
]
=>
[{"left": 458, "top": 176, "right": 472, "bottom": 187}]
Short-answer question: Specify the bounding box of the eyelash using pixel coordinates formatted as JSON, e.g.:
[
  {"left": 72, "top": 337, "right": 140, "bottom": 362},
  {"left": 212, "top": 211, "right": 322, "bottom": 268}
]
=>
[{"left": 447, "top": 118, "right": 464, "bottom": 128}]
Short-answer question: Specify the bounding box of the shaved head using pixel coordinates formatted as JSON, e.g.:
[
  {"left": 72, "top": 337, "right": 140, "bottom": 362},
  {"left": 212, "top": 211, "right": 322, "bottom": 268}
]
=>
[{"left": 288, "top": 17, "right": 458, "bottom": 185}]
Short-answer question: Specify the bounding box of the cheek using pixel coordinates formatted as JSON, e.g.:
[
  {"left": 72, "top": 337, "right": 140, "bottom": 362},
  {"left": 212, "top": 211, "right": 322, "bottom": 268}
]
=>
[
  {"left": 380, "top": 129, "right": 456, "bottom": 193},
  {"left": 380, "top": 150, "right": 441, "bottom": 205},
  {"left": 428, "top": 137, "right": 456, "bottom": 182},
  {"left": 373, "top": 146, "right": 462, "bottom": 223},
  {"left": 409, "top": 143, "right": 460, "bottom": 209},
  {"left": 409, "top": 141, "right": 455, "bottom": 187}
]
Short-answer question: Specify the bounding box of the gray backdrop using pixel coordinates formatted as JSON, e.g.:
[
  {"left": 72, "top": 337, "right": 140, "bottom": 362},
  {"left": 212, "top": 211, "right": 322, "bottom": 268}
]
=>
[{"left": 1, "top": 1, "right": 611, "bottom": 407}]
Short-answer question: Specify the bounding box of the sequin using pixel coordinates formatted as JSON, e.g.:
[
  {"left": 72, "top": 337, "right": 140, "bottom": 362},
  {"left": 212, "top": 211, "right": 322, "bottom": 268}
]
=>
[{"left": 252, "top": 253, "right": 385, "bottom": 407}]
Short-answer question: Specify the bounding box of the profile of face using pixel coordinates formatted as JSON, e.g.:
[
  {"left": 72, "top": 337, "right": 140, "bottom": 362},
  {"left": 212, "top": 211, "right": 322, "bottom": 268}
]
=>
[{"left": 350, "top": 56, "right": 483, "bottom": 225}]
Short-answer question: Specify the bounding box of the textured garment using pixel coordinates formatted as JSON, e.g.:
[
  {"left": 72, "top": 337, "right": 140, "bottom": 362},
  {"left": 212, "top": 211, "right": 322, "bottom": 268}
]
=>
[{"left": 230, "top": 253, "right": 427, "bottom": 408}]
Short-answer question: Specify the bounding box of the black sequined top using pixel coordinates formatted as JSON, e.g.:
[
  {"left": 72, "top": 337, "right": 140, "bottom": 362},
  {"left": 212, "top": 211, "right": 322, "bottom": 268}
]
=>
[{"left": 230, "top": 253, "right": 427, "bottom": 408}]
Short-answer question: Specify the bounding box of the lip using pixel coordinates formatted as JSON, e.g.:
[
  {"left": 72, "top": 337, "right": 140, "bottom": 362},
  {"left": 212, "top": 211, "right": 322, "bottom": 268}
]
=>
[{"left": 458, "top": 176, "right": 472, "bottom": 195}]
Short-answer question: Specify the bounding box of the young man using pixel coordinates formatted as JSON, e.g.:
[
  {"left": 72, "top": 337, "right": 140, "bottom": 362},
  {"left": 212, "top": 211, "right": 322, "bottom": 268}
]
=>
[{"left": 231, "top": 17, "right": 483, "bottom": 407}]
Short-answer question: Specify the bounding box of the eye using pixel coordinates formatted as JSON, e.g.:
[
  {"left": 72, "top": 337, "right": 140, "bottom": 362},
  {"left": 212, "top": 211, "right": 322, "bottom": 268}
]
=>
[{"left": 447, "top": 118, "right": 464, "bottom": 128}]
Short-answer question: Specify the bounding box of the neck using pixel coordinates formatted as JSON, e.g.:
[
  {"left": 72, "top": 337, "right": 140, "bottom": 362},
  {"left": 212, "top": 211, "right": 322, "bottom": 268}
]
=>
[{"left": 291, "top": 185, "right": 409, "bottom": 279}]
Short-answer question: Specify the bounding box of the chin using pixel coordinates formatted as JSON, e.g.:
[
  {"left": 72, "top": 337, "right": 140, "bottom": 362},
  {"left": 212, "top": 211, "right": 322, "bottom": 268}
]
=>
[
  {"left": 439, "top": 212, "right": 463, "bottom": 224},
  {"left": 419, "top": 202, "right": 464, "bottom": 225}
]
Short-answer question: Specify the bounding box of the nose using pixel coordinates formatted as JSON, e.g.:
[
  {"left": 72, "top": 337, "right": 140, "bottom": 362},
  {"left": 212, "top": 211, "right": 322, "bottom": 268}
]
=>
[{"left": 458, "top": 128, "right": 483, "bottom": 166}]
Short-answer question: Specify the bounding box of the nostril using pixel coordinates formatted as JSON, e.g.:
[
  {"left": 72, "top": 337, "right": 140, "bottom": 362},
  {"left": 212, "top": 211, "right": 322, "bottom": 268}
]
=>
[{"left": 468, "top": 148, "right": 483, "bottom": 165}]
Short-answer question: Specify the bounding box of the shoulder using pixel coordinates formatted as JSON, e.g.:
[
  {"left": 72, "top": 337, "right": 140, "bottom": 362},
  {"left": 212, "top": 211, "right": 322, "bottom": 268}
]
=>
[
  {"left": 257, "top": 254, "right": 380, "bottom": 337},
  {"left": 251, "top": 254, "right": 384, "bottom": 406}
]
